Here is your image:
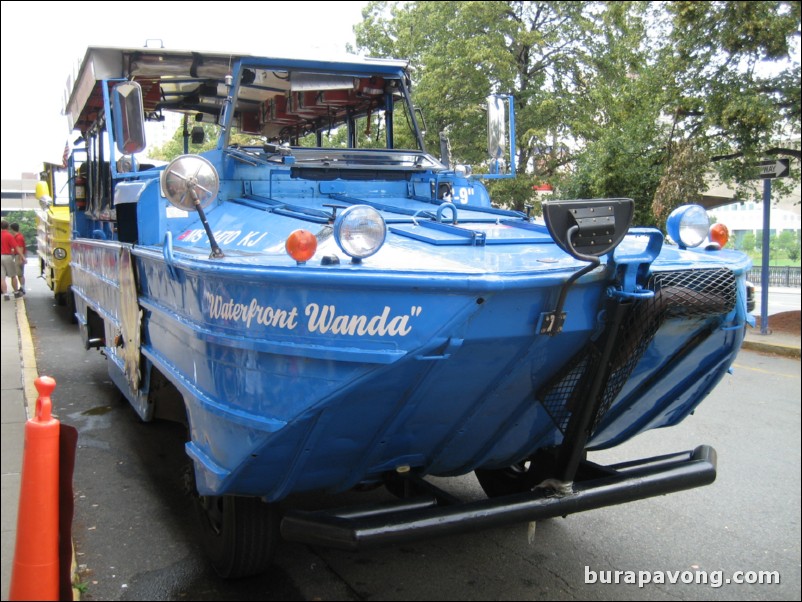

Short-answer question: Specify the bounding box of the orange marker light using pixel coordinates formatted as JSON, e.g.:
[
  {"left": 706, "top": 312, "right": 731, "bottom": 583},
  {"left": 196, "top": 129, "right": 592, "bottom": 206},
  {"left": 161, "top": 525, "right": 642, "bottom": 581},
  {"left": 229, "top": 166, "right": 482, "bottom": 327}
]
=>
[
  {"left": 709, "top": 223, "right": 729, "bottom": 248},
  {"left": 285, "top": 229, "right": 317, "bottom": 263}
]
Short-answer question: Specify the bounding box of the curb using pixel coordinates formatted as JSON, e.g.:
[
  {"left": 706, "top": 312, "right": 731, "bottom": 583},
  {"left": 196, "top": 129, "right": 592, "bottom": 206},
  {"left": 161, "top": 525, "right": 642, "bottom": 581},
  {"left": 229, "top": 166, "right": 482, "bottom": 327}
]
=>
[
  {"left": 16, "top": 298, "right": 39, "bottom": 418},
  {"left": 742, "top": 339, "right": 801, "bottom": 359}
]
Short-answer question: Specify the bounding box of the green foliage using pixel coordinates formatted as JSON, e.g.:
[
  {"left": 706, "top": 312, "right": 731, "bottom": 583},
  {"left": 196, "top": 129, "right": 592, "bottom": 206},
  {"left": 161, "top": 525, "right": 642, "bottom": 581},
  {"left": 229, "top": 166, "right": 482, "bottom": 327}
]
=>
[
  {"left": 740, "top": 231, "right": 756, "bottom": 253},
  {"left": 777, "top": 230, "right": 801, "bottom": 262},
  {"left": 353, "top": 1, "right": 801, "bottom": 224},
  {"left": 149, "top": 123, "right": 264, "bottom": 162},
  {"left": 486, "top": 175, "right": 539, "bottom": 211},
  {"left": 355, "top": 1, "right": 597, "bottom": 179},
  {"left": 742, "top": 231, "right": 801, "bottom": 265},
  {"left": 149, "top": 123, "right": 219, "bottom": 161},
  {"left": 661, "top": 1, "right": 801, "bottom": 208},
  {"left": 4, "top": 211, "right": 37, "bottom": 252}
]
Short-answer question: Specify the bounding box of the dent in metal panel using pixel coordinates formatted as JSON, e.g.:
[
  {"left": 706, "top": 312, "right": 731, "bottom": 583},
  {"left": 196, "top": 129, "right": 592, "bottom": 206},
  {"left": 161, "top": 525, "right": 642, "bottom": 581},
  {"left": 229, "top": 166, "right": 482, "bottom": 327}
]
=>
[{"left": 119, "top": 246, "right": 143, "bottom": 393}]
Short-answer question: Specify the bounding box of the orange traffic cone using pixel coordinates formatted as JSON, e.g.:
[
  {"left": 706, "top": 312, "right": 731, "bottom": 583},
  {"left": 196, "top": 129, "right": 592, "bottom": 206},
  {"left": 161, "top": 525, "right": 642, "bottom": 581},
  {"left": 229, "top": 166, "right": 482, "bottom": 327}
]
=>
[{"left": 9, "top": 377, "right": 60, "bottom": 601}]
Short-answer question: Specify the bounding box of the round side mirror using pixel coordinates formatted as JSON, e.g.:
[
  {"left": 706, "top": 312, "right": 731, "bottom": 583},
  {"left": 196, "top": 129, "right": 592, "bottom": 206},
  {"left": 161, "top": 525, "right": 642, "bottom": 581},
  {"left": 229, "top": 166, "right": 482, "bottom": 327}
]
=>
[{"left": 160, "top": 155, "right": 219, "bottom": 211}]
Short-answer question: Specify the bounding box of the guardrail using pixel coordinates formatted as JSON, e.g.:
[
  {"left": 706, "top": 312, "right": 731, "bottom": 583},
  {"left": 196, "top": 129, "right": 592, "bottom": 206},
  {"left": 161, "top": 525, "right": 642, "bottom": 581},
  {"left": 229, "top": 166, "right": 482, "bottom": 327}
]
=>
[{"left": 747, "top": 266, "right": 801, "bottom": 288}]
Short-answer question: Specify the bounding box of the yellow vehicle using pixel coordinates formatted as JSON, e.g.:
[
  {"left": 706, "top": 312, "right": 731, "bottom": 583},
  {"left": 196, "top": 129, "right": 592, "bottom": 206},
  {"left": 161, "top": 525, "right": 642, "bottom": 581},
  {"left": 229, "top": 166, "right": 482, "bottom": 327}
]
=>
[{"left": 36, "top": 163, "right": 75, "bottom": 313}]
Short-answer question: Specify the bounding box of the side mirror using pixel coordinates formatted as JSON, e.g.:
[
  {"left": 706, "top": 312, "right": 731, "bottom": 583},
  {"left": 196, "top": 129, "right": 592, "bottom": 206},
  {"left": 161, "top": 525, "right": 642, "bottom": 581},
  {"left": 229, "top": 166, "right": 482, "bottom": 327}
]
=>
[
  {"left": 487, "top": 95, "right": 506, "bottom": 161},
  {"left": 112, "top": 82, "right": 147, "bottom": 155},
  {"left": 478, "top": 95, "right": 516, "bottom": 180},
  {"left": 35, "top": 180, "right": 51, "bottom": 200},
  {"left": 161, "top": 155, "right": 223, "bottom": 259}
]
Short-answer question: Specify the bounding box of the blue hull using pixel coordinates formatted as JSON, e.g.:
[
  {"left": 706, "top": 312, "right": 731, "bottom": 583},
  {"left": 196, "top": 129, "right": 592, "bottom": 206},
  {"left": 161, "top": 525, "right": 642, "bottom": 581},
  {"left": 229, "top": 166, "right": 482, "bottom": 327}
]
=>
[{"left": 71, "top": 237, "right": 749, "bottom": 498}]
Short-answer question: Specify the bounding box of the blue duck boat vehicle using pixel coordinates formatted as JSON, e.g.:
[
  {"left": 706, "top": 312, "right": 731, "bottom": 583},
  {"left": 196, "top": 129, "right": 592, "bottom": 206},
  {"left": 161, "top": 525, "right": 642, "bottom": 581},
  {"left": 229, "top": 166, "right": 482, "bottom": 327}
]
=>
[{"left": 62, "top": 46, "right": 751, "bottom": 577}]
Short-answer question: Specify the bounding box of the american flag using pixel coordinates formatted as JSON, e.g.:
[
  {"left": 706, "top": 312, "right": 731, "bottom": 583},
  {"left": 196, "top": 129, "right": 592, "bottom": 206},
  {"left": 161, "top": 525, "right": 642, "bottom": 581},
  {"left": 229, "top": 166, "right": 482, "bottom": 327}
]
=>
[{"left": 61, "top": 141, "right": 70, "bottom": 168}]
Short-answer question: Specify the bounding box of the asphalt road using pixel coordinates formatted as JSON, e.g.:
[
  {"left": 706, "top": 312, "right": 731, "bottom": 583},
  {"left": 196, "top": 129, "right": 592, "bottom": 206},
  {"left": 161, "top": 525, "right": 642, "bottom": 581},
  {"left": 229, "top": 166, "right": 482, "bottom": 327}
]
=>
[{"left": 23, "top": 273, "right": 801, "bottom": 601}]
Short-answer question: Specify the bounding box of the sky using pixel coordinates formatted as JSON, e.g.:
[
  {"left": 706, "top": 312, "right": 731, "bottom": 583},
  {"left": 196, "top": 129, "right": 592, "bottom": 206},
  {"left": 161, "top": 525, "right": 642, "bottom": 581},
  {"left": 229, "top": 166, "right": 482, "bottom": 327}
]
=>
[{"left": 0, "top": 0, "right": 369, "bottom": 179}]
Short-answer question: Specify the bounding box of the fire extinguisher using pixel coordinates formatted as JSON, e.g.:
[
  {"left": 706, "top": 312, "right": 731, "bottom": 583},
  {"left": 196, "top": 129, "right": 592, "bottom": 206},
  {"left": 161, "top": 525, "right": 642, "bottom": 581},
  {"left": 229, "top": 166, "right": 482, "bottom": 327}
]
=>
[{"left": 74, "top": 171, "right": 86, "bottom": 210}]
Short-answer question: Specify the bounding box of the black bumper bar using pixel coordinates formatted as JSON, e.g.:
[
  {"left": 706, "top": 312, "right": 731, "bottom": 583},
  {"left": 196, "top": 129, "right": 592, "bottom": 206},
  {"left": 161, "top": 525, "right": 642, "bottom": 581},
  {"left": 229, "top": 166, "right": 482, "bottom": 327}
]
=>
[{"left": 281, "top": 445, "right": 717, "bottom": 550}]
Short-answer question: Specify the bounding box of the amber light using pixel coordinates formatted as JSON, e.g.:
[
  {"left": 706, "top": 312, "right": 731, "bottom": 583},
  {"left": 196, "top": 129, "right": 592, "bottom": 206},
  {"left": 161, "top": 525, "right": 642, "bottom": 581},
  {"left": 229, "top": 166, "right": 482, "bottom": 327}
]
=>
[
  {"left": 709, "top": 223, "right": 729, "bottom": 248},
  {"left": 285, "top": 229, "right": 317, "bottom": 263}
]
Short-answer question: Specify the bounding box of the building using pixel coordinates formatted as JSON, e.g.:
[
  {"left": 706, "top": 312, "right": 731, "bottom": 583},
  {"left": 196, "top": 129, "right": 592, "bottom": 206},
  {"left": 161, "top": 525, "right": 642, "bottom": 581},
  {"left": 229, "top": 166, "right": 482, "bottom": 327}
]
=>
[
  {"left": 709, "top": 201, "right": 801, "bottom": 248},
  {"left": 1, "top": 173, "right": 39, "bottom": 212},
  {"left": 705, "top": 158, "right": 801, "bottom": 249}
]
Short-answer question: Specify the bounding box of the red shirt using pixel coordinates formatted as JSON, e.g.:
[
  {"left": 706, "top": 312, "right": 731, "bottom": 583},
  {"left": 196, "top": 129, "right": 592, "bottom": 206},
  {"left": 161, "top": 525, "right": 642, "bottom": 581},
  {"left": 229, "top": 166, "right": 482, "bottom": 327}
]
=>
[
  {"left": 14, "top": 232, "right": 25, "bottom": 255},
  {"left": 1, "top": 229, "right": 17, "bottom": 255}
]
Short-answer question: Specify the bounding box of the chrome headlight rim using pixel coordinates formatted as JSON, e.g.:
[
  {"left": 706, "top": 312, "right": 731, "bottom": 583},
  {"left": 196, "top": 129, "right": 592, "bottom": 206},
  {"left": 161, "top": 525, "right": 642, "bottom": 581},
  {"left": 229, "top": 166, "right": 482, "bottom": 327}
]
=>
[
  {"left": 53, "top": 247, "right": 68, "bottom": 260},
  {"left": 333, "top": 205, "right": 387, "bottom": 260},
  {"left": 666, "top": 204, "right": 709, "bottom": 249}
]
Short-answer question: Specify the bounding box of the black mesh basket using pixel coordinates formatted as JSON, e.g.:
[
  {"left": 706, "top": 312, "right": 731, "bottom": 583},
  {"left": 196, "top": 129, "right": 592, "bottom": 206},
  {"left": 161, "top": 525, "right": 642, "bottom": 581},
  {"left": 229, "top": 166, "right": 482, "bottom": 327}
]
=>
[{"left": 536, "top": 268, "right": 737, "bottom": 434}]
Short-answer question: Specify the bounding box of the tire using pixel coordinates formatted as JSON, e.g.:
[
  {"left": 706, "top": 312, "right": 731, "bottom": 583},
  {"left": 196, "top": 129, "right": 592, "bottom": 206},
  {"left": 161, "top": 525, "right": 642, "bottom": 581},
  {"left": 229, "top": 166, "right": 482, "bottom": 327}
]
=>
[
  {"left": 195, "top": 494, "right": 281, "bottom": 579},
  {"left": 66, "top": 287, "right": 77, "bottom": 324}
]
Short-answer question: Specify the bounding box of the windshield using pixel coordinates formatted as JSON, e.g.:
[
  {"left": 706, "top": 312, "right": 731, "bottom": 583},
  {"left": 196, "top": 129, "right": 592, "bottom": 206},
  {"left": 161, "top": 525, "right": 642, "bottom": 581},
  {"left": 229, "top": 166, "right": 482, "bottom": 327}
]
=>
[{"left": 226, "top": 61, "right": 424, "bottom": 152}]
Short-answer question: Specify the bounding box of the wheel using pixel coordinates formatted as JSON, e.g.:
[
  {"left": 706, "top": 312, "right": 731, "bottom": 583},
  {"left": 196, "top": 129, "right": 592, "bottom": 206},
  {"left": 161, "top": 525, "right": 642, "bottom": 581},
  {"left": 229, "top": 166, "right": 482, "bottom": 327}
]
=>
[
  {"left": 65, "top": 287, "right": 77, "bottom": 324},
  {"left": 194, "top": 493, "right": 281, "bottom": 579}
]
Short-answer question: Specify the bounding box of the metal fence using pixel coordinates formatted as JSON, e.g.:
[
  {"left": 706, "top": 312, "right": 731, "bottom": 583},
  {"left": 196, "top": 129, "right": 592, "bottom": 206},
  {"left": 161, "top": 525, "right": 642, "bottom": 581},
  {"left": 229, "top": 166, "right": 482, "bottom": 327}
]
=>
[{"left": 747, "top": 266, "right": 801, "bottom": 288}]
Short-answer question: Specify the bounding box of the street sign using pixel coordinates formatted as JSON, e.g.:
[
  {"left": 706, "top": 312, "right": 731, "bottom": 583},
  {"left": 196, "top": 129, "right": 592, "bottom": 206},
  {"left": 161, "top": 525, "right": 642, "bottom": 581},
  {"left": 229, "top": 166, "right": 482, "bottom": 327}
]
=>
[{"left": 755, "top": 158, "right": 790, "bottom": 179}]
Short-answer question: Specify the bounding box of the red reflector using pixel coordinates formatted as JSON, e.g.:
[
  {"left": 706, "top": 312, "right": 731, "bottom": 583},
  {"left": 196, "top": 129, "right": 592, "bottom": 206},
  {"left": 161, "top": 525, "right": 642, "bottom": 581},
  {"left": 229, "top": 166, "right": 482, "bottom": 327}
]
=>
[
  {"left": 709, "top": 223, "right": 729, "bottom": 248},
  {"left": 285, "top": 230, "right": 317, "bottom": 263}
]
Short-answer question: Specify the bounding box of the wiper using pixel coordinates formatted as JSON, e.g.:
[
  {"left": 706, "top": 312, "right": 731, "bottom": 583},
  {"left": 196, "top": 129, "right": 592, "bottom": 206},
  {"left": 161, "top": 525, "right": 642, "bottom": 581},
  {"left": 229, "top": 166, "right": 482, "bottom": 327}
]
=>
[
  {"left": 262, "top": 143, "right": 293, "bottom": 159},
  {"left": 224, "top": 146, "right": 262, "bottom": 166},
  {"left": 225, "top": 143, "right": 294, "bottom": 166}
]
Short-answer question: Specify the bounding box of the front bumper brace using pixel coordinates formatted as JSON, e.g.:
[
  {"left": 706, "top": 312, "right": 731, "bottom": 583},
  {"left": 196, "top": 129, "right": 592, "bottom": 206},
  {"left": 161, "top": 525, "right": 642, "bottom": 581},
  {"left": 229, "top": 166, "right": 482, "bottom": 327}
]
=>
[{"left": 281, "top": 445, "right": 716, "bottom": 550}]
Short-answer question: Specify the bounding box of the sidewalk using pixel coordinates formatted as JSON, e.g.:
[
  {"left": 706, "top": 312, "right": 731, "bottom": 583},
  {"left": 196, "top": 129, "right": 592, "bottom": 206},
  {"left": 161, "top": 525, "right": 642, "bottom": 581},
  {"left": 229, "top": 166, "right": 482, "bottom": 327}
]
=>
[
  {"left": 1, "top": 276, "right": 799, "bottom": 600},
  {"left": 743, "top": 327, "right": 801, "bottom": 358}
]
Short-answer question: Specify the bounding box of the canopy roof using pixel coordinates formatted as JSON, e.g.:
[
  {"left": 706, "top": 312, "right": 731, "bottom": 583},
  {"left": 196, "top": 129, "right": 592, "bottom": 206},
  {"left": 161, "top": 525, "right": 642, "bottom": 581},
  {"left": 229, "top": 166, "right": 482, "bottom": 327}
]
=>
[{"left": 65, "top": 46, "right": 411, "bottom": 139}]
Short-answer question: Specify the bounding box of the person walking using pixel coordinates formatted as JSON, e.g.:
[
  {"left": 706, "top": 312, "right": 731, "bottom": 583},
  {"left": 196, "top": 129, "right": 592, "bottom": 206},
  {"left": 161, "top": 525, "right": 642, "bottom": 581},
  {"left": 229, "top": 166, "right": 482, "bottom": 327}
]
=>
[
  {"left": 9, "top": 222, "right": 26, "bottom": 295},
  {"left": 1, "top": 220, "right": 22, "bottom": 300}
]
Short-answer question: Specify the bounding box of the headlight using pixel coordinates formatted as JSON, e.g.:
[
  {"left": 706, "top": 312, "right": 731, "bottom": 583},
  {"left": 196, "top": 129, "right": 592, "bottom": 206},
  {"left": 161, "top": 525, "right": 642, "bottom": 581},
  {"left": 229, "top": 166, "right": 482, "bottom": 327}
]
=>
[
  {"left": 333, "top": 205, "right": 386, "bottom": 261},
  {"left": 666, "top": 204, "right": 709, "bottom": 249},
  {"left": 53, "top": 247, "right": 67, "bottom": 260}
]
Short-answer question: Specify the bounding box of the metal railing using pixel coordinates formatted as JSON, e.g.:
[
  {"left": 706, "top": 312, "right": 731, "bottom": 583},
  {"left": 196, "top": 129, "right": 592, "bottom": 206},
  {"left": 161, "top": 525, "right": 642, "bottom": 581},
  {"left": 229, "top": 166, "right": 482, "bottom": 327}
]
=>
[{"left": 747, "top": 266, "right": 801, "bottom": 288}]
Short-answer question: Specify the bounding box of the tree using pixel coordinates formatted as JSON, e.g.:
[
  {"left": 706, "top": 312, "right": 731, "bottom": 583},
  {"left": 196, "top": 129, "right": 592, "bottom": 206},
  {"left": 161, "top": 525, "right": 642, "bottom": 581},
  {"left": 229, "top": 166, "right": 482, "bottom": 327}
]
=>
[
  {"left": 556, "top": 1, "right": 680, "bottom": 225},
  {"left": 654, "top": 1, "right": 801, "bottom": 218},
  {"left": 149, "top": 123, "right": 264, "bottom": 162},
  {"left": 777, "top": 230, "right": 800, "bottom": 262},
  {"left": 740, "top": 231, "right": 756, "bottom": 253},
  {"left": 353, "top": 1, "right": 801, "bottom": 223},
  {"left": 149, "top": 123, "right": 219, "bottom": 162},
  {"left": 354, "top": 1, "right": 599, "bottom": 208},
  {"left": 4, "top": 211, "right": 37, "bottom": 253}
]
